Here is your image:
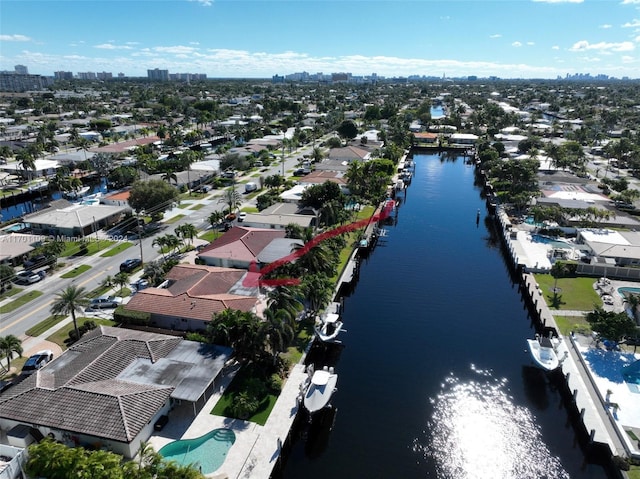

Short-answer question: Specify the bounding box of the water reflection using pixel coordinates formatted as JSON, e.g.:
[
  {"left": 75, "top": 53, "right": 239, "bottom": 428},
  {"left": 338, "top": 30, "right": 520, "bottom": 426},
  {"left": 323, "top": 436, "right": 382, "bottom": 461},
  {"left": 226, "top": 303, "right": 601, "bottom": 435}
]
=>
[{"left": 414, "top": 366, "right": 570, "bottom": 479}]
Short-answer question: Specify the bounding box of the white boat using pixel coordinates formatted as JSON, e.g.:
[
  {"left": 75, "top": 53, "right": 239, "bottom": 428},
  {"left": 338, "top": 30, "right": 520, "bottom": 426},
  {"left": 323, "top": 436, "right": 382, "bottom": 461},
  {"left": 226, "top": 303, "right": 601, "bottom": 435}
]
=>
[
  {"left": 527, "top": 334, "right": 561, "bottom": 371},
  {"left": 63, "top": 185, "right": 91, "bottom": 199},
  {"left": 314, "top": 312, "right": 343, "bottom": 343},
  {"left": 303, "top": 366, "right": 338, "bottom": 414}
]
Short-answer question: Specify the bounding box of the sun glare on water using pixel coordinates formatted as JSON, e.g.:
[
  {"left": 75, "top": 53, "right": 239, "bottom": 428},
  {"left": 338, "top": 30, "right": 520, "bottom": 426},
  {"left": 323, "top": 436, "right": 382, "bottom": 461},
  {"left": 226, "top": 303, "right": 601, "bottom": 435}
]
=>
[{"left": 414, "top": 366, "right": 570, "bottom": 479}]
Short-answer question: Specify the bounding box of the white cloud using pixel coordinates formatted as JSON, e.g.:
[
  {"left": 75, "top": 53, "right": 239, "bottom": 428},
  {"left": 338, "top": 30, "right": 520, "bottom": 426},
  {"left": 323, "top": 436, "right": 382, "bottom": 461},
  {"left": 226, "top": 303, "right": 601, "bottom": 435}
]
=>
[
  {"left": 622, "top": 19, "right": 640, "bottom": 27},
  {"left": 512, "top": 41, "right": 523, "bottom": 47},
  {"left": 153, "top": 45, "right": 199, "bottom": 55},
  {"left": 95, "top": 43, "right": 133, "bottom": 50},
  {"left": 600, "top": 24, "right": 612, "bottom": 29},
  {"left": 0, "top": 34, "right": 31, "bottom": 42},
  {"left": 621, "top": 55, "right": 636, "bottom": 62},
  {"left": 527, "top": 42, "right": 535, "bottom": 46},
  {"left": 552, "top": 45, "right": 560, "bottom": 50},
  {"left": 569, "top": 40, "right": 635, "bottom": 52},
  {"left": 490, "top": 34, "right": 502, "bottom": 39},
  {"left": 621, "top": 0, "right": 640, "bottom": 4},
  {"left": 189, "top": 0, "right": 213, "bottom": 6},
  {"left": 532, "top": 0, "right": 583, "bottom": 3}
]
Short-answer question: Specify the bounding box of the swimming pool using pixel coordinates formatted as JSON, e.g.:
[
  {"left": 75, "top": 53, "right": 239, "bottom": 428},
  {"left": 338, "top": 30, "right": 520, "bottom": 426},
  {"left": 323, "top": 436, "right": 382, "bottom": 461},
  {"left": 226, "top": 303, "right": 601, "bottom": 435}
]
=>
[
  {"left": 531, "top": 234, "right": 573, "bottom": 249},
  {"left": 158, "top": 428, "right": 236, "bottom": 473}
]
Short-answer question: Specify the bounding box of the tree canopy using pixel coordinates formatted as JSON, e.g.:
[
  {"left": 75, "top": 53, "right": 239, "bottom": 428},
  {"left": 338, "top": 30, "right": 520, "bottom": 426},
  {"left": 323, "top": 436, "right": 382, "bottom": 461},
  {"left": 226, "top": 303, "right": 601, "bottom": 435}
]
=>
[{"left": 128, "top": 179, "right": 179, "bottom": 214}]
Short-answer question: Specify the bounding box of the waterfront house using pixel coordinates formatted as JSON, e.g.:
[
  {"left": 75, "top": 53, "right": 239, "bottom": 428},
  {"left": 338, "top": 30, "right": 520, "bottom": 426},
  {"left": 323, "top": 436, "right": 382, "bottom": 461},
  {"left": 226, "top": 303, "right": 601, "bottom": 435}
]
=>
[
  {"left": 327, "top": 146, "right": 371, "bottom": 163},
  {"left": 239, "top": 202, "right": 317, "bottom": 230},
  {"left": 196, "top": 226, "right": 289, "bottom": 269},
  {"left": 0, "top": 326, "right": 232, "bottom": 459},
  {"left": 123, "top": 264, "right": 260, "bottom": 330},
  {"left": 413, "top": 132, "right": 439, "bottom": 147},
  {"left": 296, "top": 170, "right": 350, "bottom": 195},
  {"left": 25, "top": 203, "right": 129, "bottom": 238}
]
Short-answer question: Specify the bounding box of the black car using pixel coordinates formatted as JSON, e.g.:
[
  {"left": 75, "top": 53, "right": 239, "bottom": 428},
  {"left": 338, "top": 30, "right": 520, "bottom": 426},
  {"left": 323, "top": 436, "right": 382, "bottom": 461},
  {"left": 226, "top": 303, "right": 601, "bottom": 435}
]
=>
[
  {"left": 120, "top": 258, "right": 142, "bottom": 272},
  {"left": 23, "top": 255, "right": 54, "bottom": 271}
]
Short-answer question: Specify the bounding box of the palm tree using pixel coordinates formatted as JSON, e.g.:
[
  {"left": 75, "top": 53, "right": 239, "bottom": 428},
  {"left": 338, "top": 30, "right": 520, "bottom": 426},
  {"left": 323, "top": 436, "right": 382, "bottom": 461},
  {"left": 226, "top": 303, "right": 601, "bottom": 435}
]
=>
[
  {"left": 261, "top": 308, "right": 295, "bottom": 363},
  {"left": 267, "top": 286, "right": 303, "bottom": 322},
  {"left": 143, "top": 261, "right": 164, "bottom": 286},
  {"left": 302, "top": 274, "right": 333, "bottom": 318},
  {"left": 175, "top": 223, "right": 197, "bottom": 246},
  {"left": 50, "top": 285, "right": 90, "bottom": 342},
  {"left": 208, "top": 210, "right": 225, "bottom": 230},
  {"left": 153, "top": 235, "right": 169, "bottom": 260},
  {"left": 219, "top": 187, "right": 242, "bottom": 217},
  {"left": 16, "top": 149, "right": 36, "bottom": 182},
  {"left": 0, "top": 335, "right": 23, "bottom": 372},
  {"left": 100, "top": 275, "right": 115, "bottom": 291},
  {"left": 161, "top": 169, "right": 178, "bottom": 185},
  {"left": 113, "top": 272, "right": 130, "bottom": 294}
]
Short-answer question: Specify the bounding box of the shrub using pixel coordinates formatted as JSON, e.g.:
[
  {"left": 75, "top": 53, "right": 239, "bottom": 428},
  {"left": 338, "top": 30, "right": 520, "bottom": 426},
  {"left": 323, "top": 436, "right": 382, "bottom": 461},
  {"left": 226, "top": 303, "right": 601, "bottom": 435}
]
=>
[
  {"left": 113, "top": 305, "right": 150, "bottom": 325},
  {"left": 268, "top": 373, "right": 283, "bottom": 393},
  {"left": 612, "top": 455, "right": 630, "bottom": 471}
]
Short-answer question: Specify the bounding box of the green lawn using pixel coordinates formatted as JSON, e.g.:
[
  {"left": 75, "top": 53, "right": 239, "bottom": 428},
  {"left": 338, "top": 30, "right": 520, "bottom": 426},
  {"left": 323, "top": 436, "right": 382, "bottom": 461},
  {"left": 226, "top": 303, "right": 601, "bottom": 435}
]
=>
[
  {"left": 60, "top": 239, "right": 114, "bottom": 257},
  {"left": 210, "top": 367, "right": 278, "bottom": 426},
  {"left": 189, "top": 203, "right": 205, "bottom": 210},
  {"left": 100, "top": 242, "right": 134, "bottom": 257},
  {"left": 533, "top": 274, "right": 601, "bottom": 311},
  {"left": 629, "top": 466, "right": 640, "bottom": 479},
  {"left": 0, "top": 286, "right": 22, "bottom": 301},
  {"left": 553, "top": 315, "right": 592, "bottom": 336},
  {"left": 46, "top": 317, "right": 117, "bottom": 350},
  {"left": 199, "top": 231, "right": 218, "bottom": 242},
  {"left": 26, "top": 314, "right": 67, "bottom": 337},
  {"left": 0, "top": 290, "right": 44, "bottom": 314},
  {"left": 60, "top": 264, "right": 91, "bottom": 278}
]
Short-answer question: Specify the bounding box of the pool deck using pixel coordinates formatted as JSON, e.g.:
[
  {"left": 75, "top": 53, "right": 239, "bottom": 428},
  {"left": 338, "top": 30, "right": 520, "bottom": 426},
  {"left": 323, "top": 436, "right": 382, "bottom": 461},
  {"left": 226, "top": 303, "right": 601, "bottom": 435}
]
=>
[
  {"left": 524, "top": 274, "right": 640, "bottom": 461},
  {"left": 148, "top": 362, "right": 310, "bottom": 478}
]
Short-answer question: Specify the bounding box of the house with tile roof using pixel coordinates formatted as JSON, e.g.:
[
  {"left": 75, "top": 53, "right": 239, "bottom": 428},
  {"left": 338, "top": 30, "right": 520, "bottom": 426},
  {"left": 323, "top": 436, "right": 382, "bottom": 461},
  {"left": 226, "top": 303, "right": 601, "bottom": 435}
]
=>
[
  {"left": 124, "top": 264, "right": 260, "bottom": 331},
  {"left": 0, "top": 326, "right": 232, "bottom": 458},
  {"left": 196, "top": 226, "right": 288, "bottom": 269}
]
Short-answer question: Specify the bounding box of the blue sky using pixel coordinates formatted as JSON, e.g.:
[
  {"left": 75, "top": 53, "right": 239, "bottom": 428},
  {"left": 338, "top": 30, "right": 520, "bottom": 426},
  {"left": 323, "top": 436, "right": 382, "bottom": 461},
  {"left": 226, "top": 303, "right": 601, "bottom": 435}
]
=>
[{"left": 1, "top": 0, "right": 639, "bottom": 79}]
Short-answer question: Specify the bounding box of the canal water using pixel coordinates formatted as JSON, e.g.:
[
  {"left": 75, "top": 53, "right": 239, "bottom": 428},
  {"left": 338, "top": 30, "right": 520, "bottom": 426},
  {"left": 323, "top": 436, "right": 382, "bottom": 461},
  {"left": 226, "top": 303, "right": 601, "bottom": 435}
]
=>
[
  {"left": 0, "top": 179, "right": 106, "bottom": 223},
  {"left": 278, "top": 152, "right": 609, "bottom": 478}
]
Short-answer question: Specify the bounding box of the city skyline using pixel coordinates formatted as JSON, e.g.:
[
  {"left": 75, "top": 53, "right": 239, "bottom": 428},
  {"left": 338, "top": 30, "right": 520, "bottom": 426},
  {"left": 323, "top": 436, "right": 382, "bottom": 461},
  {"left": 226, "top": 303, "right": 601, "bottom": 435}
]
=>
[{"left": 1, "top": 0, "right": 639, "bottom": 80}]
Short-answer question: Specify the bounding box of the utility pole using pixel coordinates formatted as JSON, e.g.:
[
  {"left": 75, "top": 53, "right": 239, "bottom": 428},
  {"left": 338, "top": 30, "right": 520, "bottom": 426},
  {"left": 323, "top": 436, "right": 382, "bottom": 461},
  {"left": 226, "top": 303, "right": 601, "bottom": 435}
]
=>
[{"left": 138, "top": 211, "right": 144, "bottom": 266}]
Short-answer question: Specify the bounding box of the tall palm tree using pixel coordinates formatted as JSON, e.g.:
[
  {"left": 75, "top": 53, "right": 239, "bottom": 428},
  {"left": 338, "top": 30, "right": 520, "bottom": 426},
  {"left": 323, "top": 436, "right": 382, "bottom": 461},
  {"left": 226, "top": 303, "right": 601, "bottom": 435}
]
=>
[
  {"left": 0, "top": 335, "right": 23, "bottom": 371},
  {"left": 267, "top": 286, "right": 303, "bottom": 322},
  {"left": 50, "top": 285, "right": 90, "bottom": 342},
  {"left": 113, "top": 272, "right": 130, "bottom": 294},
  {"left": 16, "top": 149, "right": 36, "bottom": 182},
  {"left": 175, "top": 223, "right": 197, "bottom": 246},
  {"left": 261, "top": 308, "right": 295, "bottom": 364},
  {"left": 219, "top": 187, "right": 242, "bottom": 216},
  {"left": 161, "top": 169, "right": 178, "bottom": 185}
]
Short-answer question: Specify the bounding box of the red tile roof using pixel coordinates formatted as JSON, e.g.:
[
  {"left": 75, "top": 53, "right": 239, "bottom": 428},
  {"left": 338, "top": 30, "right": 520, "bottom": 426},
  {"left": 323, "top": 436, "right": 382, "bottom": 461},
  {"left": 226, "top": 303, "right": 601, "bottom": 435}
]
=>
[
  {"left": 124, "top": 264, "right": 258, "bottom": 321},
  {"left": 197, "top": 226, "right": 286, "bottom": 263}
]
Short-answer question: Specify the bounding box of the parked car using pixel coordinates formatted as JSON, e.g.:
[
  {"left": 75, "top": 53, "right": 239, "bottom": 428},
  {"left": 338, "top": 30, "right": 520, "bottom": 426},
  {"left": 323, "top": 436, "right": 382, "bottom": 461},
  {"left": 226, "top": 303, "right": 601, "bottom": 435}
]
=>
[
  {"left": 154, "top": 415, "right": 169, "bottom": 431},
  {"left": 15, "top": 270, "right": 43, "bottom": 284},
  {"left": 244, "top": 182, "right": 258, "bottom": 193},
  {"left": 120, "top": 258, "right": 142, "bottom": 272},
  {"left": 89, "top": 295, "right": 123, "bottom": 309},
  {"left": 22, "top": 350, "right": 54, "bottom": 375},
  {"left": 132, "top": 279, "right": 149, "bottom": 291},
  {"left": 294, "top": 168, "right": 311, "bottom": 176},
  {"left": 23, "top": 255, "right": 54, "bottom": 271},
  {"left": 237, "top": 212, "right": 247, "bottom": 222}
]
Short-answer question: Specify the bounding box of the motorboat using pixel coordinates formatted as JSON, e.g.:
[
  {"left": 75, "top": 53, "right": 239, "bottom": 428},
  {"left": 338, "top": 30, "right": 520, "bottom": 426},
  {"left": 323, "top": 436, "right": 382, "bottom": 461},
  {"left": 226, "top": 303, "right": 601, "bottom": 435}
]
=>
[
  {"left": 303, "top": 366, "right": 338, "bottom": 414},
  {"left": 314, "top": 312, "right": 343, "bottom": 343},
  {"left": 63, "top": 185, "right": 91, "bottom": 199},
  {"left": 526, "top": 334, "right": 561, "bottom": 371}
]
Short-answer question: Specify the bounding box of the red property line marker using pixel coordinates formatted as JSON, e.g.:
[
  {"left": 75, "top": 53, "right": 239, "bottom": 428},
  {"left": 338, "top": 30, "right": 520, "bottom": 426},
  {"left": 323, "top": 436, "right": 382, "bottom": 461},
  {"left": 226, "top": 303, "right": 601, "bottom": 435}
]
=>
[{"left": 243, "top": 199, "right": 396, "bottom": 288}]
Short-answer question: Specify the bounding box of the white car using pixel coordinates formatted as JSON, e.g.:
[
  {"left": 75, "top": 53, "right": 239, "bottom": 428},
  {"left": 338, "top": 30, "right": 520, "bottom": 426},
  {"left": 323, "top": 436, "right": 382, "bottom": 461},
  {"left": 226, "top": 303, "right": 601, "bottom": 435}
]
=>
[
  {"left": 237, "top": 212, "right": 247, "bottom": 222},
  {"left": 89, "top": 295, "right": 123, "bottom": 309},
  {"left": 15, "top": 270, "right": 43, "bottom": 284},
  {"left": 22, "top": 350, "right": 54, "bottom": 374}
]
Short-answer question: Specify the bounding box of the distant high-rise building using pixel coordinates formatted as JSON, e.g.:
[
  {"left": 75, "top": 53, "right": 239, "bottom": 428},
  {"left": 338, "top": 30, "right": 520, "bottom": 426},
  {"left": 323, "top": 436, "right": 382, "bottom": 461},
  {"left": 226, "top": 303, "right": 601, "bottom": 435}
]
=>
[
  {"left": 77, "top": 72, "right": 97, "bottom": 80},
  {"left": 54, "top": 71, "right": 74, "bottom": 80},
  {"left": 147, "top": 68, "right": 169, "bottom": 81},
  {"left": 0, "top": 73, "right": 50, "bottom": 92},
  {"left": 96, "top": 71, "right": 113, "bottom": 80},
  {"left": 14, "top": 65, "right": 28, "bottom": 75}
]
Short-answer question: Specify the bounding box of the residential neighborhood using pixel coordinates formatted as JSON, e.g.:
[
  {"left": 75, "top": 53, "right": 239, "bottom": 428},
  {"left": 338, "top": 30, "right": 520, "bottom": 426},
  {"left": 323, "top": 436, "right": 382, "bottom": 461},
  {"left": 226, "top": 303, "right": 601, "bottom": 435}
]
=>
[{"left": 0, "top": 74, "right": 639, "bottom": 478}]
